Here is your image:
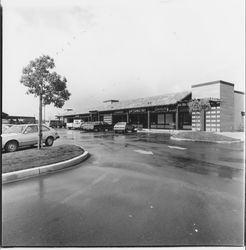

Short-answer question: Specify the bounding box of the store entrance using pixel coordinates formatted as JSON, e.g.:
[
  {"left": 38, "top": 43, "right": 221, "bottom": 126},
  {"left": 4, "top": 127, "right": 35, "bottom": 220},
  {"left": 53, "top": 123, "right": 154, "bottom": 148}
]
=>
[
  {"left": 129, "top": 113, "right": 148, "bottom": 129},
  {"left": 112, "top": 114, "right": 127, "bottom": 125},
  {"left": 178, "top": 112, "right": 192, "bottom": 130}
]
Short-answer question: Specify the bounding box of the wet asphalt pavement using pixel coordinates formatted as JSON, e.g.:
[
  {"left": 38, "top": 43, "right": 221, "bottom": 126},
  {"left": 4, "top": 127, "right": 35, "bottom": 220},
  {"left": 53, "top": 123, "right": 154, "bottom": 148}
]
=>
[{"left": 2, "top": 129, "right": 245, "bottom": 246}]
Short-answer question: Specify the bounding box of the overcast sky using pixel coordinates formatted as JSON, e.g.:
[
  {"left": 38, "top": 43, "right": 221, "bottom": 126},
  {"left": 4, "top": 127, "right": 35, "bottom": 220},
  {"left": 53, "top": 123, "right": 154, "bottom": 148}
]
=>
[{"left": 2, "top": 0, "right": 245, "bottom": 119}]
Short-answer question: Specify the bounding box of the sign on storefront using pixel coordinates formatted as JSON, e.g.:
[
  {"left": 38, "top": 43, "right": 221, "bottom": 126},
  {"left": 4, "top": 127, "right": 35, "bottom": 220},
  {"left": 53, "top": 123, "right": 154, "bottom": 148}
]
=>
[
  {"left": 178, "top": 106, "right": 189, "bottom": 112},
  {"left": 154, "top": 107, "right": 176, "bottom": 112},
  {"left": 129, "top": 108, "right": 146, "bottom": 113},
  {"left": 113, "top": 110, "right": 125, "bottom": 114}
]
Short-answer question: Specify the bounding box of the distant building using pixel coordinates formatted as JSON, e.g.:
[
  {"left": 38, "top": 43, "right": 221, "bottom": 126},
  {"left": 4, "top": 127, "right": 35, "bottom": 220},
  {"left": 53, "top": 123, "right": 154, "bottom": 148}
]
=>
[
  {"left": 1, "top": 112, "right": 36, "bottom": 124},
  {"left": 57, "top": 80, "right": 245, "bottom": 132}
]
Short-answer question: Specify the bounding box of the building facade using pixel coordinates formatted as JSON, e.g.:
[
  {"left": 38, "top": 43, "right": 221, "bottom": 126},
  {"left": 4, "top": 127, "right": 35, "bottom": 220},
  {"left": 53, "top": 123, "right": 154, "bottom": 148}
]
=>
[
  {"left": 57, "top": 80, "right": 245, "bottom": 132},
  {"left": 191, "top": 81, "right": 245, "bottom": 132}
]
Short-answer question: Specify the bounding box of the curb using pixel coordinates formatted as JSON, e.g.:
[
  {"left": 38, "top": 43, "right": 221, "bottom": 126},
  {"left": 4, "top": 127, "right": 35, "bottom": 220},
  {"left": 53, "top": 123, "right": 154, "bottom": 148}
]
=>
[
  {"left": 137, "top": 129, "right": 178, "bottom": 135},
  {"left": 2, "top": 147, "right": 89, "bottom": 184},
  {"left": 170, "top": 136, "right": 242, "bottom": 144}
]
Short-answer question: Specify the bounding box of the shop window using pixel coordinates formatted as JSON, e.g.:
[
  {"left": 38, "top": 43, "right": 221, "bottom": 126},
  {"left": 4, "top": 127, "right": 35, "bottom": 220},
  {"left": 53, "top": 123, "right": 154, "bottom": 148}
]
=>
[{"left": 158, "top": 114, "right": 164, "bottom": 124}]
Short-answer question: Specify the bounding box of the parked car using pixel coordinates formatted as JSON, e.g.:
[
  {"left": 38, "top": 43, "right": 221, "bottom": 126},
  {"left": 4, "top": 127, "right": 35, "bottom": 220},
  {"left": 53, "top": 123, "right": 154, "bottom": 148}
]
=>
[
  {"left": 48, "top": 120, "right": 65, "bottom": 128},
  {"left": 113, "top": 122, "right": 136, "bottom": 133},
  {"left": 81, "top": 121, "right": 113, "bottom": 132},
  {"left": 81, "top": 122, "right": 94, "bottom": 131},
  {"left": 93, "top": 121, "right": 113, "bottom": 132},
  {"left": 2, "top": 124, "right": 13, "bottom": 133},
  {"left": 2, "top": 124, "right": 60, "bottom": 152}
]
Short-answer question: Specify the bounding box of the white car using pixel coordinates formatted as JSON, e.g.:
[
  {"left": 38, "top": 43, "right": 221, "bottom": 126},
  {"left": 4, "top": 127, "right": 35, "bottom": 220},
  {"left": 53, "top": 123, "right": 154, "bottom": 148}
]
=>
[
  {"left": 2, "top": 124, "right": 60, "bottom": 152},
  {"left": 113, "top": 122, "right": 136, "bottom": 133}
]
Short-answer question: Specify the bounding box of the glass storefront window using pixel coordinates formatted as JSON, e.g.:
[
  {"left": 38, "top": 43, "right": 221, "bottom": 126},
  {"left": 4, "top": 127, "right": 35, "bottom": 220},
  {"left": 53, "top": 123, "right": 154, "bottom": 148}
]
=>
[
  {"left": 152, "top": 112, "right": 175, "bottom": 129},
  {"left": 165, "top": 113, "right": 173, "bottom": 124},
  {"left": 157, "top": 114, "right": 164, "bottom": 124}
]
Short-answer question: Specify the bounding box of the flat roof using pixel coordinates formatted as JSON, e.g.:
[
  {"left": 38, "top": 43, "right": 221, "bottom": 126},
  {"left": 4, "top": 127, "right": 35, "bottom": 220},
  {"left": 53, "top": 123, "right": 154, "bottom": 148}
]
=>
[
  {"left": 234, "top": 90, "right": 245, "bottom": 95},
  {"left": 191, "top": 80, "right": 234, "bottom": 88}
]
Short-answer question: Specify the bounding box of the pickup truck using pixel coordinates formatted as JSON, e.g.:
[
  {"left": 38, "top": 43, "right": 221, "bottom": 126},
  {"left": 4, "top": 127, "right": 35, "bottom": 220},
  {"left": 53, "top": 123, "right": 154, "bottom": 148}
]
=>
[
  {"left": 67, "top": 123, "right": 73, "bottom": 130},
  {"left": 66, "top": 119, "right": 84, "bottom": 130},
  {"left": 73, "top": 119, "right": 83, "bottom": 129}
]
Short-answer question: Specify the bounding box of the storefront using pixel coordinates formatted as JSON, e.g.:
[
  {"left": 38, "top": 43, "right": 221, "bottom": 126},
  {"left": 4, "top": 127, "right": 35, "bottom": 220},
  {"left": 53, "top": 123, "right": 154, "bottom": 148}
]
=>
[
  {"left": 57, "top": 80, "right": 244, "bottom": 132},
  {"left": 129, "top": 108, "right": 148, "bottom": 129}
]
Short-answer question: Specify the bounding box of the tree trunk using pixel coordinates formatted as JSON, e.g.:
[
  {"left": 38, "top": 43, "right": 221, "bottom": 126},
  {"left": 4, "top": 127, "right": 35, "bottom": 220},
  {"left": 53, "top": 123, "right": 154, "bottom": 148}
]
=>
[{"left": 38, "top": 94, "right": 43, "bottom": 149}]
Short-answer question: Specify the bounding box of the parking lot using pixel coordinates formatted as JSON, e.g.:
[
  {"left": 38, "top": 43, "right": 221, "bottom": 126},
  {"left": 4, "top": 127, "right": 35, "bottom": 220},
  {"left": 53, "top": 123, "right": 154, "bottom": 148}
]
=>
[{"left": 2, "top": 129, "right": 244, "bottom": 246}]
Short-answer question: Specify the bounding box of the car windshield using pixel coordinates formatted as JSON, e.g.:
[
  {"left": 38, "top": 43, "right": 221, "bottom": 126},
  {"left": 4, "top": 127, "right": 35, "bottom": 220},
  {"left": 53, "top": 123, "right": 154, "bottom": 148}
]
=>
[
  {"left": 4, "top": 125, "right": 26, "bottom": 134},
  {"left": 116, "top": 122, "right": 126, "bottom": 125}
]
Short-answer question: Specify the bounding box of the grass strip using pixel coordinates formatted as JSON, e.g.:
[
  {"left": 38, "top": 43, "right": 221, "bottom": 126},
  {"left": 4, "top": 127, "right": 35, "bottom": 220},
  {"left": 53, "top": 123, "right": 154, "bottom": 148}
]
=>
[{"left": 2, "top": 145, "right": 84, "bottom": 173}]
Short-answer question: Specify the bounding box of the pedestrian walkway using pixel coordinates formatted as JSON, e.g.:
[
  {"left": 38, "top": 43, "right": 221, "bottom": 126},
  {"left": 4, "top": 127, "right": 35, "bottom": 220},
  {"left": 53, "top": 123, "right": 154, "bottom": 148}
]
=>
[
  {"left": 138, "top": 129, "right": 187, "bottom": 135},
  {"left": 139, "top": 129, "right": 245, "bottom": 142},
  {"left": 215, "top": 132, "right": 245, "bottom": 141}
]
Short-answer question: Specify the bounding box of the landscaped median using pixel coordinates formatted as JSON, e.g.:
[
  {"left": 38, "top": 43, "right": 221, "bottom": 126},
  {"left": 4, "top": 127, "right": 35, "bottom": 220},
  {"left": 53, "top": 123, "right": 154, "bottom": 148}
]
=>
[
  {"left": 2, "top": 145, "right": 89, "bottom": 183},
  {"left": 171, "top": 131, "right": 242, "bottom": 143}
]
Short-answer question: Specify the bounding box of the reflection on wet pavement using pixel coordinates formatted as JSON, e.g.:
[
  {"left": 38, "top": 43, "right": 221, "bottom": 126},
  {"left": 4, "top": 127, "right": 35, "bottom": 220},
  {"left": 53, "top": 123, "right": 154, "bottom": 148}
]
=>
[
  {"left": 169, "top": 155, "right": 243, "bottom": 180},
  {"left": 3, "top": 129, "right": 244, "bottom": 246},
  {"left": 55, "top": 129, "right": 244, "bottom": 181}
]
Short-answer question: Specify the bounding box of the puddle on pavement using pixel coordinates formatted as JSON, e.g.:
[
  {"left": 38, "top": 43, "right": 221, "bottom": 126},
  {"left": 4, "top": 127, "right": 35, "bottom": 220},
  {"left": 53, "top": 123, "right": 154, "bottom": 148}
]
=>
[
  {"left": 135, "top": 134, "right": 171, "bottom": 144},
  {"left": 170, "top": 156, "right": 243, "bottom": 180}
]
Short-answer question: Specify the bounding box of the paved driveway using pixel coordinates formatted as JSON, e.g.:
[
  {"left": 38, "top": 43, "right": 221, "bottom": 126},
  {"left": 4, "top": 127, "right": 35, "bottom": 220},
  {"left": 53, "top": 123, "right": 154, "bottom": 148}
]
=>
[{"left": 2, "top": 129, "right": 244, "bottom": 246}]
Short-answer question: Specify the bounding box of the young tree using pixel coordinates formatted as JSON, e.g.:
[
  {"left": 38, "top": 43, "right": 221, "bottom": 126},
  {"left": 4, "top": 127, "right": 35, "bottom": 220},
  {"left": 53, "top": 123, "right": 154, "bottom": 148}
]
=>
[
  {"left": 20, "top": 55, "right": 71, "bottom": 149},
  {"left": 188, "top": 98, "right": 211, "bottom": 131}
]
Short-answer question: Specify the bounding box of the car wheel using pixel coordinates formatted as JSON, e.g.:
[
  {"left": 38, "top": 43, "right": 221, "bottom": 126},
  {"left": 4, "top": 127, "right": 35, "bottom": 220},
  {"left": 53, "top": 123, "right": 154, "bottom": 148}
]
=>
[
  {"left": 45, "top": 136, "right": 54, "bottom": 147},
  {"left": 5, "top": 140, "right": 18, "bottom": 152}
]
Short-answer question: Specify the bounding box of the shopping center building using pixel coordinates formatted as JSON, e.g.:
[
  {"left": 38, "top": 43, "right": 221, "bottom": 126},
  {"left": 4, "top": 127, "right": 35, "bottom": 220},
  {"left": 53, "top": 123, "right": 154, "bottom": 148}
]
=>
[{"left": 57, "top": 80, "right": 245, "bottom": 132}]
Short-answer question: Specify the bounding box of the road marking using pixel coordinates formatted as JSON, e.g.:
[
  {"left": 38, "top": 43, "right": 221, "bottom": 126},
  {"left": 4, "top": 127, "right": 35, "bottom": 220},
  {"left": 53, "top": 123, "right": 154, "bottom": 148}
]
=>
[
  {"left": 112, "top": 178, "right": 119, "bottom": 183},
  {"left": 92, "top": 173, "right": 107, "bottom": 185},
  {"left": 134, "top": 149, "right": 153, "bottom": 155},
  {"left": 168, "top": 145, "right": 187, "bottom": 150},
  {"left": 61, "top": 173, "right": 107, "bottom": 204}
]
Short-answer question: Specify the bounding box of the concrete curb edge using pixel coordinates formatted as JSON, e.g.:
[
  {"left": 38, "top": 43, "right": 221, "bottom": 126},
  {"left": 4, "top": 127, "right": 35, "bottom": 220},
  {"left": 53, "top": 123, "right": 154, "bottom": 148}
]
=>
[
  {"left": 170, "top": 136, "right": 242, "bottom": 144},
  {"left": 2, "top": 146, "right": 89, "bottom": 184},
  {"left": 137, "top": 129, "right": 177, "bottom": 135}
]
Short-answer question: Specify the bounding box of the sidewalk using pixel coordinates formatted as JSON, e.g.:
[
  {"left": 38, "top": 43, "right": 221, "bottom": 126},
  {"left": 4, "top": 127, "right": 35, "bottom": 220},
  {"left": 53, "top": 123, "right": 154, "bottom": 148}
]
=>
[
  {"left": 138, "top": 129, "right": 181, "bottom": 135},
  {"left": 138, "top": 129, "right": 244, "bottom": 142},
  {"left": 215, "top": 132, "right": 245, "bottom": 141}
]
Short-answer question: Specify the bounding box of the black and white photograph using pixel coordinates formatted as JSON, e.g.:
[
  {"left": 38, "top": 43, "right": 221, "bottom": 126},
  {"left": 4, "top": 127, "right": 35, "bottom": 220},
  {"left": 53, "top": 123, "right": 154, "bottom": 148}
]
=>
[{"left": 1, "top": 0, "right": 245, "bottom": 247}]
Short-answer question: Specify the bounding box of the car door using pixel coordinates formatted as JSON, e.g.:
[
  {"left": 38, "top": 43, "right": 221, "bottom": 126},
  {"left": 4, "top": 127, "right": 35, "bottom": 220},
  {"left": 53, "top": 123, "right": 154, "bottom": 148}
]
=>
[{"left": 22, "top": 125, "right": 38, "bottom": 146}]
